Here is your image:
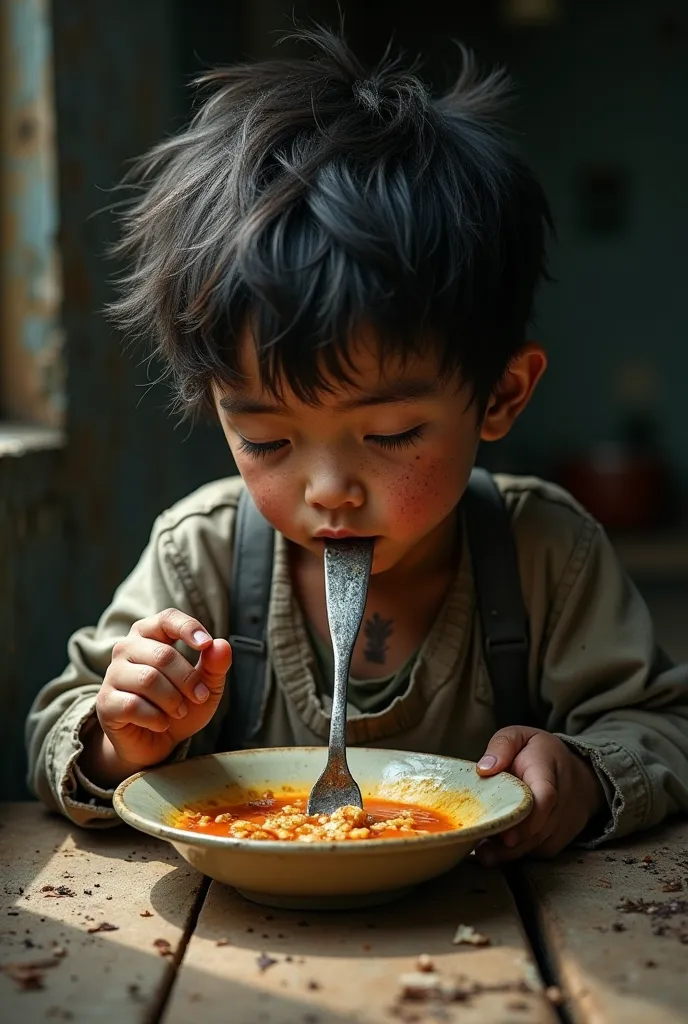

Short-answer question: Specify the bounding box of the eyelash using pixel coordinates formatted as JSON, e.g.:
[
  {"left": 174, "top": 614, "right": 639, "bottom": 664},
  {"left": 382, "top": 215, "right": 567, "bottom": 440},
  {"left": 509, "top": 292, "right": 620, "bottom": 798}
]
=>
[
  {"left": 237, "top": 425, "right": 425, "bottom": 460},
  {"left": 237, "top": 437, "right": 289, "bottom": 459},
  {"left": 366, "top": 425, "right": 425, "bottom": 451}
]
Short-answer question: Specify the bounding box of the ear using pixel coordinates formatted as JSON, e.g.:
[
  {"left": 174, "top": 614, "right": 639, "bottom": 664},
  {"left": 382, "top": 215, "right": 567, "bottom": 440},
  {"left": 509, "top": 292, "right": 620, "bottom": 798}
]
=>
[{"left": 480, "top": 343, "right": 547, "bottom": 442}]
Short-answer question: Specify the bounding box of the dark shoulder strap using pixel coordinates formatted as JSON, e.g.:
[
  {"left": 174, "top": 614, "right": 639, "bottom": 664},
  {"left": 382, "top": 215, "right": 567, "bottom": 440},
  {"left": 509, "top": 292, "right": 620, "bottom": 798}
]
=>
[
  {"left": 464, "top": 468, "right": 531, "bottom": 730},
  {"left": 219, "top": 486, "right": 274, "bottom": 750}
]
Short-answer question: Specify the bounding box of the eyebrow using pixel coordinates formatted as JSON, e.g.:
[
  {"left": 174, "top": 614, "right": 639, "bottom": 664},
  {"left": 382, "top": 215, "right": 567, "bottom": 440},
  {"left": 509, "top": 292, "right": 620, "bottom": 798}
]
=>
[{"left": 219, "top": 379, "right": 440, "bottom": 416}]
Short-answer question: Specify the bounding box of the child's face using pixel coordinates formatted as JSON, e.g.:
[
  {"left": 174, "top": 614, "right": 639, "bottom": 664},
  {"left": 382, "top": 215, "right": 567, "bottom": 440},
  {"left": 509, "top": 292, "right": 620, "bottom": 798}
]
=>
[{"left": 214, "top": 329, "right": 544, "bottom": 575}]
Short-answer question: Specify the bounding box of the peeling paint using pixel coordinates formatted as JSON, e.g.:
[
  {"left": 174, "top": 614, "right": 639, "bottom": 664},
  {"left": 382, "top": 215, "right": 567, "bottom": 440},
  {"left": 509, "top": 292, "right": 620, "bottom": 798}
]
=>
[{"left": 1, "top": 0, "right": 64, "bottom": 426}]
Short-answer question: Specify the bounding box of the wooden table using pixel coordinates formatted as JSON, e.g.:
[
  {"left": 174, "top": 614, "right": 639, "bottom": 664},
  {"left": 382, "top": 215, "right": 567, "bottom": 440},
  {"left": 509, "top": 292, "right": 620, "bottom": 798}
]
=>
[{"left": 1, "top": 803, "right": 687, "bottom": 1024}]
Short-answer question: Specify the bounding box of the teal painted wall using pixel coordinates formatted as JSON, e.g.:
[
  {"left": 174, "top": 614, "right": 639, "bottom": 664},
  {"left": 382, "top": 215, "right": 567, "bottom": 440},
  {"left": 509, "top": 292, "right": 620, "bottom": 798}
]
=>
[{"left": 493, "top": 0, "right": 688, "bottom": 482}]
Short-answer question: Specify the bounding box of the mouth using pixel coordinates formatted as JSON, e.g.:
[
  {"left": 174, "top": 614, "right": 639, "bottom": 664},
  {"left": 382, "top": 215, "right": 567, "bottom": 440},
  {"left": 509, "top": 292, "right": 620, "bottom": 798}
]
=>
[{"left": 313, "top": 528, "right": 378, "bottom": 541}]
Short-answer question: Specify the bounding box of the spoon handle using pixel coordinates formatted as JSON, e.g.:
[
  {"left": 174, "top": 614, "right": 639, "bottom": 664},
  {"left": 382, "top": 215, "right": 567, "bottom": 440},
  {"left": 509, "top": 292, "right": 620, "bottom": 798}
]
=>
[
  {"left": 324, "top": 538, "right": 374, "bottom": 761},
  {"left": 306, "top": 538, "right": 374, "bottom": 815}
]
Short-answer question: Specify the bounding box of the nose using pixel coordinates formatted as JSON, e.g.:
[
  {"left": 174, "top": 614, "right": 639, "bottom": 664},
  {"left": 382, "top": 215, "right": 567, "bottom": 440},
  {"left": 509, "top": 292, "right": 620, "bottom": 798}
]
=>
[{"left": 305, "top": 462, "right": 365, "bottom": 511}]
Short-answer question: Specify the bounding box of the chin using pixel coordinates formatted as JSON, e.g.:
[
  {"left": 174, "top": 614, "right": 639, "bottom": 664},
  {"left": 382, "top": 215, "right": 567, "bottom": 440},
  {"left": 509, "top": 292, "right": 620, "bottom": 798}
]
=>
[{"left": 368, "top": 540, "right": 407, "bottom": 575}]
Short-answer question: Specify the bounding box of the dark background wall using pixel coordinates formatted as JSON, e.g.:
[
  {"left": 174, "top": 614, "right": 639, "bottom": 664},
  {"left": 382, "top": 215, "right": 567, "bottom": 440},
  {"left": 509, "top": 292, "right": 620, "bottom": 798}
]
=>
[{"left": 2, "top": 0, "right": 687, "bottom": 797}]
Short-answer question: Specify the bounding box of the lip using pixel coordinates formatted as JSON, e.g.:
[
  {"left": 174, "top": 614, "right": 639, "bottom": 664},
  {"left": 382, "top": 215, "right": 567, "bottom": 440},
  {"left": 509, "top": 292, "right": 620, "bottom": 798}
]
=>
[{"left": 313, "top": 528, "right": 377, "bottom": 540}]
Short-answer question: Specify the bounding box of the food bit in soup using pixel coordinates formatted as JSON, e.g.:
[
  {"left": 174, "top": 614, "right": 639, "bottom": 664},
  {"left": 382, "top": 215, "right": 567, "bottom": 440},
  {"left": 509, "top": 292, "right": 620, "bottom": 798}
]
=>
[{"left": 175, "top": 793, "right": 456, "bottom": 841}]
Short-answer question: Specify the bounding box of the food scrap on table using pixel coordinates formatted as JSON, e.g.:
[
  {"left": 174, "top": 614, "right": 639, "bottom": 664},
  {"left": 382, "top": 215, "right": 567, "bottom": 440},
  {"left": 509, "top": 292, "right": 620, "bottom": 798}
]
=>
[
  {"left": 41, "top": 885, "right": 75, "bottom": 898},
  {"left": 617, "top": 897, "right": 688, "bottom": 942},
  {"left": 661, "top": 881, "right": 683, "bottom": 892},
  {"left": 1, "top": 955, "right": 64, "bottom": 991},
  {"left": 257, "top": 952, "right": 278, "bottom": 972},
  {"left": 397, "top": 968, "right": 533, "bottom": 1005},
  {"left": 452, "top": 924, "right": 491, "bottom": 947}
]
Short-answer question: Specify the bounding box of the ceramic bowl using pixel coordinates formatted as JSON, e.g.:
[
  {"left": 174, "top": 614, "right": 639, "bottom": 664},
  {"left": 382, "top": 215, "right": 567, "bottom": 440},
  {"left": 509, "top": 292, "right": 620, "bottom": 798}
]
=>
[{"left": 114, "top": 746, "right": 531, "bottom": 910}]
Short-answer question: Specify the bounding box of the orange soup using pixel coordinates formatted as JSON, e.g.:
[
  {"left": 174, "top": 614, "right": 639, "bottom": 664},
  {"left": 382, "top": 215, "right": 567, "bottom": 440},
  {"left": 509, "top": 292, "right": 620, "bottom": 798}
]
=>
[{"left": 174, "top": 792, "right": 457, "bottom": 842}]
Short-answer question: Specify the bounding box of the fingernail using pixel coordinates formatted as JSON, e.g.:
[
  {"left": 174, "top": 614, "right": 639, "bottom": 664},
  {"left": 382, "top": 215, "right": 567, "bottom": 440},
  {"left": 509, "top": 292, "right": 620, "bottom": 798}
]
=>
[
  {"left": 176, "top": 703, "right": 188, "bottom": 718},
  {"left": 192, "top": 630, "right": 212, "bottom": 645},
  {"left": 194, "top": 683, "right": 210, "bottom": 702},
  {"left": 477, "top": 755, "right": 497, "bottom": 770}
]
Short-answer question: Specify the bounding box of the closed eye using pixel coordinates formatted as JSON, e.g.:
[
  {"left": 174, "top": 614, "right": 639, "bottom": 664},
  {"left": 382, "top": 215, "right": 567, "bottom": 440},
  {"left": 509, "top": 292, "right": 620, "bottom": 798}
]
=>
[
  {"left": 366, "top": 425, "right": 425, "bottom": 451},
  {"left": 237, "top": 437, "right": 290, "bottom": 459}
]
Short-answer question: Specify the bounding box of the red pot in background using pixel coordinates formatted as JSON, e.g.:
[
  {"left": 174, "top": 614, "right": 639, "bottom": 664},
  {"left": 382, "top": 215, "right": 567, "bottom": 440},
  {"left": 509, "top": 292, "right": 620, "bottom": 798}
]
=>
[{"left": 556, "top": 443, "right": 669, "bottom": 532}]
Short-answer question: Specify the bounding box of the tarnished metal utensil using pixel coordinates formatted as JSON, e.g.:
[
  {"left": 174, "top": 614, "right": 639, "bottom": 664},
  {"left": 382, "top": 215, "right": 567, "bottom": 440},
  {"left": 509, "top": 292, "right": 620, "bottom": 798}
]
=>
[{"left": 306, "top": 538, "right": 374, "bottom": 816}]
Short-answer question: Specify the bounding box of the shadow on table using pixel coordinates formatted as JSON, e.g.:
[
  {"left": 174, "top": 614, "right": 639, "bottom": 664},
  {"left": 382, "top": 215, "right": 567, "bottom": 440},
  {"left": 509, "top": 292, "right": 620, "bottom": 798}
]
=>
[
  {"left": 1, "top": 900, "right": 358, "bottom": 1024},
  {"left": 149, "top": 858, "right": 524, "bottom": 959},
  {"left": 1, "top": 808, "right": 357, "bottom": 1023},
  {"left": 162, "top": 963, "right": 376, "bottom": 1024},
  {"left": 0, "top": 805, "right": 197, "bottom": 1021}
]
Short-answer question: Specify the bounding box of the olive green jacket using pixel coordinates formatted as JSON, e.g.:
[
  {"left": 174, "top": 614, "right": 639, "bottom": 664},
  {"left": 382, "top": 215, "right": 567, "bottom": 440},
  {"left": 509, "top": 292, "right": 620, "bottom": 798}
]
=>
[{"left": 26, "top": 474, "right": 688, "bottom": 842}]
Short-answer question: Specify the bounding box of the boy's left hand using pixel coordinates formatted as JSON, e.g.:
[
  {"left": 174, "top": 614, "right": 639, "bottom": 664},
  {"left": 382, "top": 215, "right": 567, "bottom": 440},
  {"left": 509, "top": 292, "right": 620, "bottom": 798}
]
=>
[{"left": 474, "top": 726, "right": 607, "bottom": 866}]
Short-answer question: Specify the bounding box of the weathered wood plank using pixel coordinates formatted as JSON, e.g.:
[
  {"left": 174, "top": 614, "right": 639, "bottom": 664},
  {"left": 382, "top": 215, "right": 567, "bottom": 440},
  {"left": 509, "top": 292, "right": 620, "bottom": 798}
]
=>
[
  {"left": 165, "top": 858, "right": 557, "bottom": 1024},
  {"left": 0, "top": 802, "right": 205, "bottom": 1023},
  {"left": 519, "top": 819, "right": 688, "bottom": 1023}
]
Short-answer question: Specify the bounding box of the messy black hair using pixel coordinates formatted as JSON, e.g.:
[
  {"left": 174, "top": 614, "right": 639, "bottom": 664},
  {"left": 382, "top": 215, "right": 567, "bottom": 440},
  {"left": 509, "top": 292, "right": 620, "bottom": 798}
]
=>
[{"left": 109, "top": 28, "right": 553, "bottom": 416}]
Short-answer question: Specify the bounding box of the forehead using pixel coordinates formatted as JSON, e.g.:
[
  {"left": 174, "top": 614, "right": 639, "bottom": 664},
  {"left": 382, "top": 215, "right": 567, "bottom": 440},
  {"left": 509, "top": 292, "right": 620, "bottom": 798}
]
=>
[{"left": 231, "top": 323, "right": 447, "bottom": 406}]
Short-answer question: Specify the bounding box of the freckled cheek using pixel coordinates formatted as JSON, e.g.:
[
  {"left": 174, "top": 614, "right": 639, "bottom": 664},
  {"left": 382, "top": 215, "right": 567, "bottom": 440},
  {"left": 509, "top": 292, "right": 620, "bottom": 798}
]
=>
[
  {"left": 376, "top": 458, "right": 463, "bottom": 534},
  {"left": 239, "top": 463, "right": 299, "bottom": 535}
]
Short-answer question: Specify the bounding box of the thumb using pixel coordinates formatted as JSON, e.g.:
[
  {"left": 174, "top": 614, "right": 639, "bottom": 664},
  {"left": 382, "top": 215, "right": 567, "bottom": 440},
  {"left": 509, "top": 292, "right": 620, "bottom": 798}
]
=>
[
  {"left": 476, "top": 726, "right": 538, "bottom": 776},
  {"left": 196, "top": 639, "right": 232, "bottom": 696}
]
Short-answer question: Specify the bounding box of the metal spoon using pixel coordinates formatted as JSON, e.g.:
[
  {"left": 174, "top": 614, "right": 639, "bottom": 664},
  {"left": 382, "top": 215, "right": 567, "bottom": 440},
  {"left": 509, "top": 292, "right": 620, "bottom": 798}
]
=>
[{"left": 306, "top": 538, "right": 374, "bottom": 816}]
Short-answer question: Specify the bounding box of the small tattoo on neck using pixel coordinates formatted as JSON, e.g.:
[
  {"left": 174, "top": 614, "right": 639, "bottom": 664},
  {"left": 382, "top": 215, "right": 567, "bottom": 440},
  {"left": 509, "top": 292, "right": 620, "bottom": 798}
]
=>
[{"left": 363, "top": 613, "right": 394, "bottom": 664}]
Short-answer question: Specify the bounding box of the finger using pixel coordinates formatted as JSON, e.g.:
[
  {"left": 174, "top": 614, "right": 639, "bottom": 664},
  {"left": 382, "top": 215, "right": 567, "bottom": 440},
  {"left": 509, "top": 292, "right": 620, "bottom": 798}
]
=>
[
  {"left": 477, "top": 819, "right": 558, "bottom": 867},
  {"left": 195, "top": 639, "right": 232, "bottom": 698},
  {"left": 476, "top": 726, "right": 539, "bottom": 776},
  {"left": 98, "top": 689, "right": 171, "bottom": 734},
  {"left": 534, "top": 808, "right": 592, "bottom": 859},
  {"left": 105, "top": 660, "right": 189, "bottom": 720},
  {"left": 113, "top": 636, "right": 207, "bottom": 706},
  {"left": 132, "top": 608, "right": 215, "bottom": 651},
  {"left": 501, "top": 764, "right": 558, "bottom": 846}
]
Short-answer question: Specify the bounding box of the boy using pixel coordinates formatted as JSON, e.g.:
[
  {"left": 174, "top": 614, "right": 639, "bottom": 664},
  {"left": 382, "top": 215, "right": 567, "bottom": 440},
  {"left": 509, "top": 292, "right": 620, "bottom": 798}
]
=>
[{"left": 27, "top": 29, "right": 688, "bottom": 866}]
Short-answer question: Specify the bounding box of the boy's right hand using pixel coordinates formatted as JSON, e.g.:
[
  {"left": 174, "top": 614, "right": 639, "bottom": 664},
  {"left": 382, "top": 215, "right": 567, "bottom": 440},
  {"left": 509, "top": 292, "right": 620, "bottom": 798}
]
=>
[{"left": 83, "top": 609, "right": 231, "bottom": 787}]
